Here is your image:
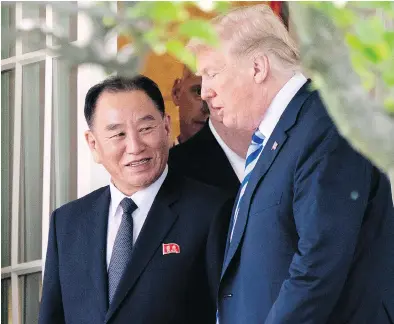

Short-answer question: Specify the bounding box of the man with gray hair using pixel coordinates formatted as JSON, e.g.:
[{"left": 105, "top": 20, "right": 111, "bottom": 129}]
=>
[{"left": 191, "top": 4, "right": 394, "bottom": 324}]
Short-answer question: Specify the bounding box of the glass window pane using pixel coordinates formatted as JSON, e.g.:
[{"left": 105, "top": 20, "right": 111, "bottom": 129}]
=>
[
  {"left": 1, "top": 70, "right": 15, "bottom": 267},
  {"left": 1, "top": 279, "right": 12, "bottom": 324},
  {"left": 52, "top": 1, "right": 78, "bottom": 46},
  {"left": 50, "top": 59, "right": 78, "bottom": 212},
  {"left": 19, "top": 272, "right": 42, "bottom": 324},
  {"left": 19, "top": 61, "right": 45, "bottom": 263},
  {"left": 1, "top": 3, "right": 16, "bottom": 59},
  {"left": 21, "top": 3, "right": 46, "bottom": 53}
]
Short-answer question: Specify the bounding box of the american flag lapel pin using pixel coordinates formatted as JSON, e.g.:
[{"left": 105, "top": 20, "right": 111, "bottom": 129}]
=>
[
  {"left": 271, "top": 141, "right": 278, "bottom": 151},
  {"left": 162, "top": 243, "right": 181, "bottom": 255}
]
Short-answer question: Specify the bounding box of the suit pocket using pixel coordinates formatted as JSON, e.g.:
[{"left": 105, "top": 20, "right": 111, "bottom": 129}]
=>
[{"left": 250, "top": 191, "right": 282, "bottom": 214}]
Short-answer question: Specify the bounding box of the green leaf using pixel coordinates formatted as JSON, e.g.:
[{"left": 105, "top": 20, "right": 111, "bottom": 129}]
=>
[
  {"left": 102, "top": 16, "right": 116, "bottom": 28},
  {"left": 332, "top": 8, "right": 356, "bottom": 28},
  {"left": 149, "top": 2, "right": 188, "bottom": 24},
  {"left": 353, "top": 1, "right": 394, "bottom": 11},
  {"left": 361, "top": 46, "right": 380, "bottom": 64},
  {"left": 384, "top": 31, "right": 394, "bottom": 50},
  {"left": 213, "top": 2, "right": 231, "bottom": 14},
  {"left": 142, "top": 29, "right": 167, "bottom": 55},
  {"left": 346, "top": 33, "right": 364, "bottom": 51},
  {"left": 354, "top": 16, "right": 385, "bottom": 45},
  {"left": 166, "top": 40, "right": 196, "bottom": 71},
  {"left": 358, "top": 68, "right": 376, "bottom": 90},
  {"left": 383, "top": 67, "right": 394, "bottom": 86},
  {"left": 178, "top": 20, "right": 218, "bottom": 46},
  {"left": 384, "top": 97, "right": 394, "bottom": 115}
]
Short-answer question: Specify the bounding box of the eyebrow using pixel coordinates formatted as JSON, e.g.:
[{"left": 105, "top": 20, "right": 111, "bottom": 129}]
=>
[
  {"left": 105, "top": 123, "right": 123, "bottom": 131},
  {"left": 137, "top": 114, "right": 156, "bottom": 122},
  {"left": 104, "top": 115, "right": 157, "bottom": 131}
]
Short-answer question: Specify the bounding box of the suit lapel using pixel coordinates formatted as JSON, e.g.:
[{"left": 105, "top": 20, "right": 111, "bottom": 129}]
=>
[
  {"left": 85, "top": 187, "right": 111, "bottom": 317},
  {"left": 221, "top": 81, "right": 314, "bottom": 278},
  {"left": 105, "top": 172, "right": 180, "bottom": 322},
  {"left": 221, "top": 131, "right": 288, "bottom": 276},
  {"left": 198, "top": 123, "right": 241, "bottom": 192}
]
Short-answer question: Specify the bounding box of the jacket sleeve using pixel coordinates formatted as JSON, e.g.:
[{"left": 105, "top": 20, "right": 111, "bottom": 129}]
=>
[
  {"left": 265, "top": 123, "right": 372, "bottom": 323},
  {"left": 39, "top": 210, "right": 66, "bottom": 324},
  {"left": 206, "top": 197, "right": 235, "bottom": 300}
]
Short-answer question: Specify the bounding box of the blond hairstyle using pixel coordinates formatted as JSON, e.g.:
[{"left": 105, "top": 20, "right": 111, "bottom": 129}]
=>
[{"left": 189, "top": 4, "right": 300, "bottom": 73}]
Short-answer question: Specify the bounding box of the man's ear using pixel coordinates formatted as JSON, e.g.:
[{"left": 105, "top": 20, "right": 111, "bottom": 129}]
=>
[
  {"left": 164, "top": 114, "right": 171, "bottom": 138},
  {"left": 253, "top": 54, "right": 270, "bottom": 84},
  {"left": 171, "top": 79, "right": 182, "bottom": 106},
  {"left": 84, "top": 130, "right": 102, "bottom": 164}
]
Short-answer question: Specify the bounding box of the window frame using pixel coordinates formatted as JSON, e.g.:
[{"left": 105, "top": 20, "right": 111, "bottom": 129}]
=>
[{"left": 1, "top": 2, "right": 114, "bottom": 322}]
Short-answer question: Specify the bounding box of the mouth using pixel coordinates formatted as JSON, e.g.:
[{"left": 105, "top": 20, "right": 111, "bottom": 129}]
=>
[
  {"left": 125, "top": 158, "right": 151, "bottom": 167},
  {"left": 193, "top": 120, "right": 207, "bottom": 125},
  {"left": 211, "top": 106, "right": 223, "bottom": 112}
]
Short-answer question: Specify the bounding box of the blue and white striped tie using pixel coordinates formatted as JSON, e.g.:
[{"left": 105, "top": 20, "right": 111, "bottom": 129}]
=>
[
  {"left": 230, "top": 128, "right": 265, "bottom": 241},
  {"left": 217, "top": 129, "right": 265, "bottom": 324}
]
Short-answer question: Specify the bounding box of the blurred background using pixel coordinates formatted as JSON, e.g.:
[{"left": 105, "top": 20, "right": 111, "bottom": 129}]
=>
[{"left": 1, "top": 1, "right": 392, "bottom": 323}]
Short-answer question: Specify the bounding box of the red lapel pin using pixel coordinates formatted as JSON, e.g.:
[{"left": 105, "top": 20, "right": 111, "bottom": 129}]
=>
[{"left": 162, "top": 243, "right": 180, "bottom": 255}]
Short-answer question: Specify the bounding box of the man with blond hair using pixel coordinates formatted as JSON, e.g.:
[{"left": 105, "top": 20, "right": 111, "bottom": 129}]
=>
[{"left": 191, "top": 4, "right": 394, "bottom": 324}]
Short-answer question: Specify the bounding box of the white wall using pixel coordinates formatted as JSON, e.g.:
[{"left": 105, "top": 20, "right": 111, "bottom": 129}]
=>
[{"left": 76, "top": 3, "right": 117, "bottom": 197}]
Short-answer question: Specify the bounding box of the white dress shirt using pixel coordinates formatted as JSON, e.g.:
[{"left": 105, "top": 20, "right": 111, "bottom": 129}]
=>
[
  {"left": 209, "top": 119, "right": 246, "bottom": 182},
  {"left": 106, "top": 165, "right": 168, "bottom": 269},
  {"left": 258, "top": 73, "right": 307, "bottom": 145}
]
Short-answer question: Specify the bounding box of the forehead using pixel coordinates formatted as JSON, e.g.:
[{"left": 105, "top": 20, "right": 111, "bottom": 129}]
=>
[
  {"left": 182, "top": 73, "right": 202, "bottom": 87},
  {"left": 195, "top": 48, "right": 226, "bottom": 74},
  {"left": 95, "top": 90, "right": 161, "bottom": 120}
]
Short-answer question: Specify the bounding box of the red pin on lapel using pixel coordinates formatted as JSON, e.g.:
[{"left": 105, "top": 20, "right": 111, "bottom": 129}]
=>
[
  {"left": 271, "top": 141, "right": 278, "bottom": 150},
  {"left": 162, "top": 243, "right": 180, "bottom": 255}
]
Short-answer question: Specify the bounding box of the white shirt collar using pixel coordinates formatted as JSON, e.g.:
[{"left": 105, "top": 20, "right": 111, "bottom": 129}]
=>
[
  {"left": 259, "top": 73, "right": 307, "bottom": 144},
  {"left": 109, "top": 164, "right": 168, "bottom": 217},
  {"left": 209, "top": 119, "right": 245, "bottom": 182}
]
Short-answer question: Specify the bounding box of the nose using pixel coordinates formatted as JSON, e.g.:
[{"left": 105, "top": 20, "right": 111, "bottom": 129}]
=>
[
  {"left": 201, "top": 82, "right": 215, "bottom": 101},
  {"left": 125, "top": 132, "right": 145, "bottom": 155}
]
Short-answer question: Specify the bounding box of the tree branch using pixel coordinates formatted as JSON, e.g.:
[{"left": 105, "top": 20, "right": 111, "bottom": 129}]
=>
[{"left": 290, "top": 3, "right": 394, "bottom": 200}]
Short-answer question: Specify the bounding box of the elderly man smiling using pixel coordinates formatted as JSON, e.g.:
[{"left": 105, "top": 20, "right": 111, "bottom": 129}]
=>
[{"left": 39, "top": 75, "right": 233, "bottom": 324}]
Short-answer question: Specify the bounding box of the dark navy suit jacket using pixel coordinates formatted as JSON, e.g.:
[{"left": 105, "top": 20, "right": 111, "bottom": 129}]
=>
[
  {"left": 169, "top": 121, "right": 241, "bottom": 198},
  {"left": 168, "top": 122, "right": 240, "bottom": 299},
  {"left": 39, "top": 170, "right": 232, "bottom": 324},
  {"left": 218, "top": 82, "right": 394, "bottom": 324}
]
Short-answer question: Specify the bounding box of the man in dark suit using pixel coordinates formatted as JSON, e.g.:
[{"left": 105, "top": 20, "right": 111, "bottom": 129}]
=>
[
  {"left": 39, "top": 75, "right": 232, "bottom": 324},
  {"left": 191, "top": 4, "right": 394, "bottom": 324},
  {"left": 169, "top": 66, "right": 252, "bottom": 198},
  {"left": 171, "top": 66, "right": 209, "bottom": 144}
]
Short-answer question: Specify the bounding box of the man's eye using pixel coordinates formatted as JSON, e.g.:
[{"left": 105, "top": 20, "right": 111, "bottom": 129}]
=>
[
  {"left": 192, "top": 87, "right": 201, "bottom": 97},
  {"left": 111, "top": 132, "right": 125, "bottom": 138},
  {"left": 140, "top": 127, "right": 153, "bottom": 133}
]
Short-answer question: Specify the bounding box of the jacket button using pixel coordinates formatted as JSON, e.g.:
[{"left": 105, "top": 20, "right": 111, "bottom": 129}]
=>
[{"left": 223, "top": 293, "right": 233, "bottom": 298}]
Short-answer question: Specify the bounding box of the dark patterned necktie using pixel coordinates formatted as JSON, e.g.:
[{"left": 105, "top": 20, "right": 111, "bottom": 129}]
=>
[{"left": 108, "top": 197, "right": 138, "bottom": 304}]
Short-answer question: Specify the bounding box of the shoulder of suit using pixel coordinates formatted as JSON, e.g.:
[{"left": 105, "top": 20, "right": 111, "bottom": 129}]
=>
[
  {"left": 52, "top": 186, "right": 109, "bottom": 216},
  {"left": 176, "top": 174, "right": 231, "bottom": 204},
  {"left": 169, "top": 127, "right": 215, "bottom": 166}
]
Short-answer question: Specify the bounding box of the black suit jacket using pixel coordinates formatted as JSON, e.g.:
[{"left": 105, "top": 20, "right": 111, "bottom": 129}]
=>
[
  {"left": 169, "top": 122, "right": 240, "bottom": 198},
  {"left": 39, "top": 170, "right": 232, "bottom": 324},
  {"left": 168, "top": 123, "right": 241, "bottom": 302}
]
